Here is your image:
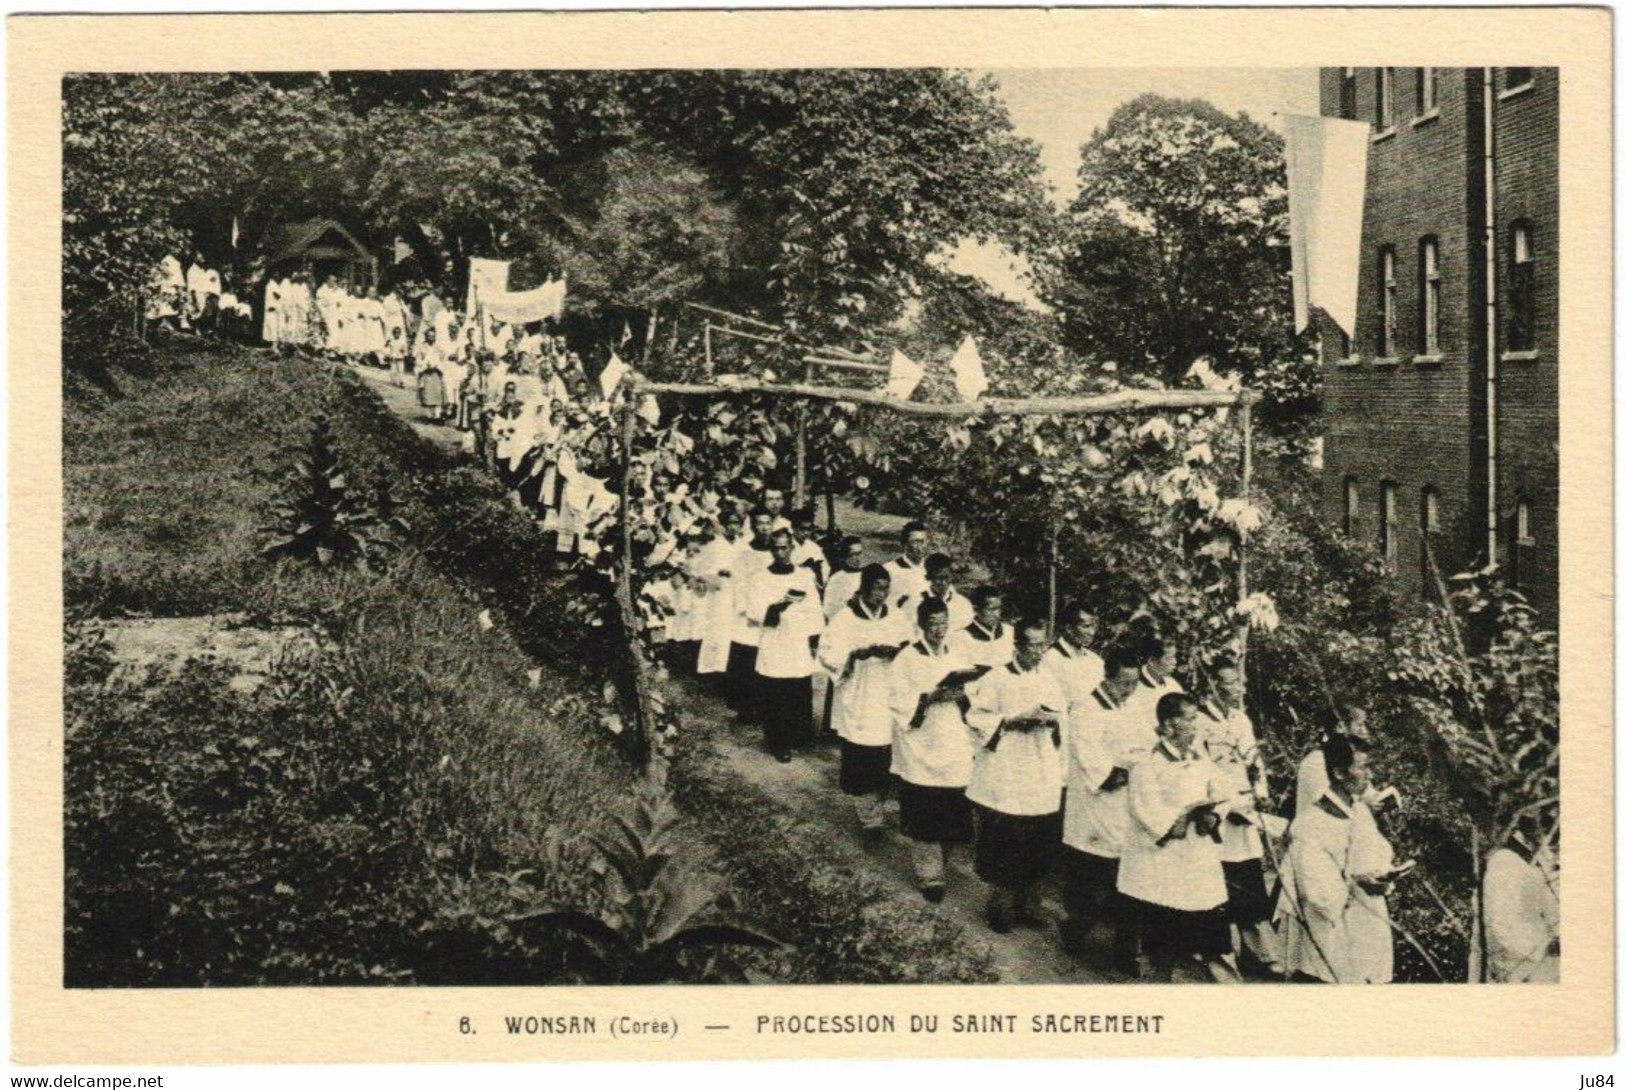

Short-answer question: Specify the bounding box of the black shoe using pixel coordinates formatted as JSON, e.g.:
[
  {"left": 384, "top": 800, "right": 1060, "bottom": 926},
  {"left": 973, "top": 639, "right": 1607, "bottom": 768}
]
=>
[
  {"left": 774, "top": 751, "right": 793, "bottom": 764},
  {"left": 986, "top": 905, "right": 1012, "bottom": 934},
  {"left": 861, "top": 825, "right": 886, "bottom": 847},
  {"left": 921, "top": 884, "right": 945, "bottom": 904}
]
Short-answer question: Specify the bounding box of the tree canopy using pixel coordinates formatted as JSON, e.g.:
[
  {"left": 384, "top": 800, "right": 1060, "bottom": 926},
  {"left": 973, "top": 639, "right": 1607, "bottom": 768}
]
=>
[{"left": 1039, "top": 94, "right": 1316, "bottom": 431}]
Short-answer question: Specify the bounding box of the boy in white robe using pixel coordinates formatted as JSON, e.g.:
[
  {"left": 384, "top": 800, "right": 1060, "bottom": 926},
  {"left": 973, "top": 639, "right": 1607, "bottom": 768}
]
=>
[
  {"left": 822, "top": 536, "right": 866, "bottom": 622},
  {"left": 920, "top": 553, "right": 972, "bottom": 634},
  {"left": 1278, "top": 735, "right": 1405, "bottom": 984},
  {"left": 949, "top": 586, "right": 1015, "bottom": 670},
  {"left": 789, "top": 506, "right": 828, "bottom": 589},
  {"left": 884, "top": 520, "right": 931, "bottom": 611},
  {"left": 1042, "top": 602, "right": 1106, "bottom": 715},
  {"left": 745, "top": 528, "right": 823, "bottom": 762},
  {"left": 724, "top": 507, "right": 777, "bottom": 722},
  {"left": 888, "top": 597, "right": 978, "bottom": 901},
  {"left": 820, "top": 564, "right": 910, "bottom": 839},
  {"left": 1122, "top": 634, "right": 1183, "bottom": 724},
  {"left": 1199, "top": 655, "right": 1281, "bottom": 975},
  {"left": 694, "top": 507, "right": 748, "bottom": 678},
  {"left": 965, "top": 618, "right": 1066, "bottom": 933},
  {"left": 1117, "top": 692, "right": 1243, "bottom": 981},
  {"left": 1059, "top": 645, "right": 1150, "bottom": 969}
]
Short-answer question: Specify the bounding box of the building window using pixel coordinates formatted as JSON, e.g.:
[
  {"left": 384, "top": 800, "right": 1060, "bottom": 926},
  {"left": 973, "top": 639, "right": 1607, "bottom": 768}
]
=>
[
  {"left": 1344, "top": 478, "right": 1360, "bottom": 537},
  {"left": 1377, "top": 246, "right": 1398, "bottom": 357},
  {"left": 1419, "top": 237, "right": 1441, "bottom": 355},
  {"left": 1512, "top": 497, "right": 1535, "bottom": 589},
  {"left": 1376, "top": 67, "right": 1395, "bottom": 130},
  {"left": 1379, "top": 481, "right": 1399, "bottom": 566},
  {"left": 1340, "top": 67, "right": 1358, "bottom": 120},
  {"left": 1503, "top": 68, "right": 1534, "bottom": 92},
  {"left": 1415, "top": 67, "right": 1438, "bottom": 115},
  {"left": 1508, "top": 221, "right": 1536, "bottom": 351},
  {"left": 1420, "top": 487, "right": 1441, "bottom": 587}
]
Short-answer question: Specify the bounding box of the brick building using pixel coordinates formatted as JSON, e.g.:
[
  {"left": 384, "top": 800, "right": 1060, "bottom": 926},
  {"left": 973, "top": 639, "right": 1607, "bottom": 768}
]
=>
[{"left": 1316, "top": 67, "right": 1558, "bottom": 620}]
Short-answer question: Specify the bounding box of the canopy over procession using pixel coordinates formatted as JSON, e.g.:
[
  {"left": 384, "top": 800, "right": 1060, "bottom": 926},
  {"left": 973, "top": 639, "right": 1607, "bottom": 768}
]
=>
[{"left": 134, "top": 238, "right": 1553, "bottom": 988}]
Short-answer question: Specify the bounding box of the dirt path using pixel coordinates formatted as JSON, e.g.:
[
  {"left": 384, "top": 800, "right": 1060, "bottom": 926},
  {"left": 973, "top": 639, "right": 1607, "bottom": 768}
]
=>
[{"left": 347, "top": 362, "right": 1114, "bottom": 984}]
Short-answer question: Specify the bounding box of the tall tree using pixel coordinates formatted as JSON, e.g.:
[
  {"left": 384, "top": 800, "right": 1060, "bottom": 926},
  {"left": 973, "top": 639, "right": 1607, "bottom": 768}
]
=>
[{"left": 1041, "top": 94, "right": 1316, "bottom": 429}]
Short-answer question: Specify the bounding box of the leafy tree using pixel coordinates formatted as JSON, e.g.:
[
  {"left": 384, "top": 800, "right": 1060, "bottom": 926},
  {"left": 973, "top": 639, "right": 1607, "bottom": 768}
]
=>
[
  {"left": 1042, "top": 94, "right": 1317, "bottom": 431},
  {"left": 550, "top": 144, "right": 741, "bottom": 334}
]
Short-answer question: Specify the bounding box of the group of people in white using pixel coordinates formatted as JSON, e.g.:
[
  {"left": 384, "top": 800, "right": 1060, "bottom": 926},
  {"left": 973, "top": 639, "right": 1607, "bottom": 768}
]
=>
[
  {"left": 145, "top": 253, "right": 254, "bottom": 339},
  {"left": 650, "top": 505, "right": 1560, "bottom": 985},
  {"left": 143, "top": 251, "right": 1560, "bottom": 987}
]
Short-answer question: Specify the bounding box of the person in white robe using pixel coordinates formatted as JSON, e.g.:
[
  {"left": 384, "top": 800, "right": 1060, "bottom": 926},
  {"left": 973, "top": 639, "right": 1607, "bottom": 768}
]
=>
[
  {"left": 964, "top": 618, "right": 1066, "bottom": 933},
  {"left": 744, "top": 528, "right": 824, "bottom": 762},
  {"left": 1117, "top": 692, "right": 1244, "bottom": 981},
  {"left": 822, "top": 536, "right": 866, "bottom": 622},
  {"left": 1295, "top": 705, "right": 1371, "bottom": 819},
  {"left": 283, "top": 273, "right": 314, "bottom": 348},
  {"left": 315, "top": 276, "right": 345, "bottom": 353},
  {"left": 949, "top": 586, "right": 1015, "bottom": 670},
  {"left": 820, "top": 564, "right": 910, "bottom": 839},
  {"left": 185, "top": 254, "right": 221, "bottom": 326},
  {"left": 1059, "top": 645, "right": 1151, "bottom": 969},
  {"left": 888, "top": 597, "right": 978, "bottom": 901},
  {"left": 789, "top": 506, "right": 828, "bottom": 589},
  {"left": 693, "top": 507, "right": 748, "bottom": 678},
  {"left": 261, "top": 277, "right": 284, "bottom": 345},
  {"left": 1199, "top": 655, "right": 1281, "bottom": 975},
  {"left": 920, "top": 553, "right": 973, "bottom": 634},
  {"left": 883, "top": 520, "right": 931, "bottom": 612},
  {"left": 437, "top": 324, "right": 468, "bottom": 423},
  {"left": 723, "top": 507, "right": 778, "bottom": 722},
  {"left": 1121, "top": 633, "right": 1183, "bottom": 724},
  {"left": 1041, "top": 601, "right": 1105, "bottom": 751},
  {"left": 145, "top": 255, "right": 186, "bottom": 325},
  {"left": 1475, "top": 821, "right": 1560, "bottom": 983},
  {"left": 1278, "top": 735, "right": 1404, "bottom": 984}
]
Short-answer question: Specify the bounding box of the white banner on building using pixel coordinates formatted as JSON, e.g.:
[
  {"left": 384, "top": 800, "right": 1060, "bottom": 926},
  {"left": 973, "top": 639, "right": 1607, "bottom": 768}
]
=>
[{"left": 1283, "top": 114, "right": 1370, "bottom": 337}]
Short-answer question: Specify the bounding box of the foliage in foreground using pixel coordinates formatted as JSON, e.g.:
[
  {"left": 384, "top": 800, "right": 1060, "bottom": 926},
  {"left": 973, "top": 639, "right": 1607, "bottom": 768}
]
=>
[{"left": 64, "top": 337, "right": 1003, "bottom": 986}]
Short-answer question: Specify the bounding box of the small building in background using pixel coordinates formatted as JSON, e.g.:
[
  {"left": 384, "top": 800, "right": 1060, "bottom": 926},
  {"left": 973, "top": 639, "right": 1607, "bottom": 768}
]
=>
[
  {"left": 264, "top": 218, "right": 378, "bottom": 293},
  {"left": 1315, "top": 67, "right": 1557, "bottom": 620}
]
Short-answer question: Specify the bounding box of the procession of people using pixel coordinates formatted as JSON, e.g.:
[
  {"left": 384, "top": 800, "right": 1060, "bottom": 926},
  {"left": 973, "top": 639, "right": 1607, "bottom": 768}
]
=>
[{"left": 140, "top": 250, "right": 1562, "bottom": 989}]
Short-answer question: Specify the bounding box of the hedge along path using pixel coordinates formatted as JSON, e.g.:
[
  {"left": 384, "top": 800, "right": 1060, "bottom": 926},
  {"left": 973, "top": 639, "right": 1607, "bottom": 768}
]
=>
[{"left": 616, "top": 375, "right": 1259, "bottom": 773}]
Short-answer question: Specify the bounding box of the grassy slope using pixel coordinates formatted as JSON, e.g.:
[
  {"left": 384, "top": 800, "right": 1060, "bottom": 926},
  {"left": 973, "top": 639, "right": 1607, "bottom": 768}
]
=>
[{"left": 64, "top": 335, "right": 994, "bottom": 985}]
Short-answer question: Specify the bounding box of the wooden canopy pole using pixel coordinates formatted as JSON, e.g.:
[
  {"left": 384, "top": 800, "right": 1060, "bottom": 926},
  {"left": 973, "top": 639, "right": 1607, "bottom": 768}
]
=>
[
  {"left": 636, "top": 379, "right": 1244, "bottom": 417},
  {"left": 617, "top": 394, "right": 652, "bottom": 772},
  {"left": 1237, "top": 392, "right": 1255, "bottom": 687}
]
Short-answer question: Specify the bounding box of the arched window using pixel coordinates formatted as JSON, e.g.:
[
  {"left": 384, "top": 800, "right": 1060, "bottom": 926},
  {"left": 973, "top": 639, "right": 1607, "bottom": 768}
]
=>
[
  {"left": 1379, "top": 481, "right": 1399, "bottom": 567},
  {"left": 1418, "top": 237, "right": 1441, "bottom": 355},
  {"left": 1377, "top": 246, "right": 1398, "bottom": 357},
  {"left": 1344, "top": 478, "right": 1360, "bottom": 538},
  {"left": 1508, "top": 221, "right": 1536, "bottom": 351}
]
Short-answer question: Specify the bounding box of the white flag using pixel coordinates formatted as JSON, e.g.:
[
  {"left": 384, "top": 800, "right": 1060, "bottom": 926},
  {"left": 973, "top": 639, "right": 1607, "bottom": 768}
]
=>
[
  {"left": 885, "top": 348, "right": 924, "bottom": 400},
  {"left": 600, "top": 352, "right": 629, "bottom": 398},
  {"left": 1284, "top": 114, "right": 1370, "bottom": 337},
  {"left": 466, "top": 256, "right": 510, "bottom": 317},
  {"left": 637, "top": 393, "right": 661, "bottom": 426},
  {"left": 949, "top": 335, "right": 987, "bottom": 402}
]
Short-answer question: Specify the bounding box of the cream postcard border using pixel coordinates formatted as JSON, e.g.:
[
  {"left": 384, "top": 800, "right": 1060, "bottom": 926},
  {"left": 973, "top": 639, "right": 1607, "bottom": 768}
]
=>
[{"left": 9, "top": 8, "right": 1613, "bottom": 1062}]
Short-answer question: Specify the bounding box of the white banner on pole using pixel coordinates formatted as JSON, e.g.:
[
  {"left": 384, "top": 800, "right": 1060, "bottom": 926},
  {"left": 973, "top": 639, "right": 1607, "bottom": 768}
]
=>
[
  {"left": 885, "top": 348, "right": 924, "bottom": 400},
  {"left": 467, "top": 257, "right": 567, "bottom": 324},
  {"left": 1283, "top": 114, "right": 1370, "bottom": 337},
  {"left": 949, "top": 334, "right": 987, "bottom": 402}
]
